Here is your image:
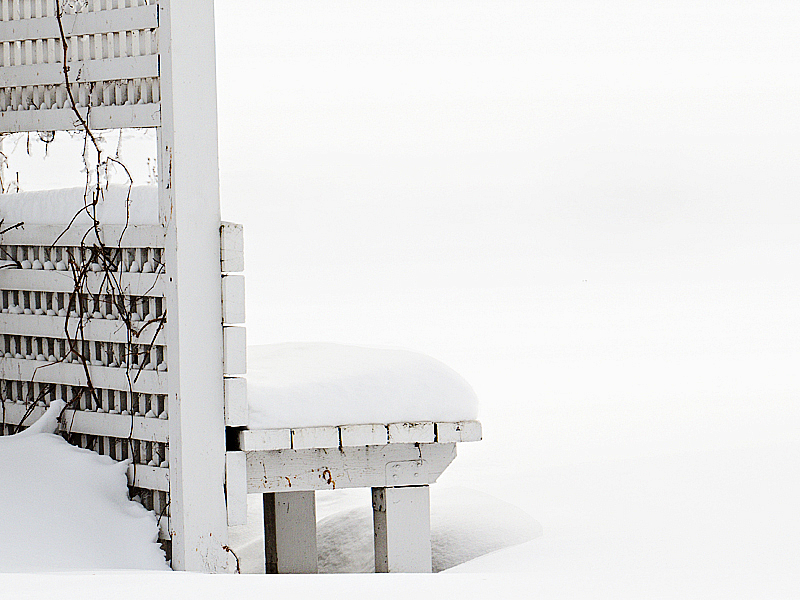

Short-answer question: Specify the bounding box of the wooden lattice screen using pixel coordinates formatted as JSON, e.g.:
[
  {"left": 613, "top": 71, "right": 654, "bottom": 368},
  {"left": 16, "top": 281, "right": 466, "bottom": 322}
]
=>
[
  {"left": 0, "top": 0, "right": 239, "bottom": 572},
  {"left": 0, "top": 223, "right": 171, "bottom": 538}
]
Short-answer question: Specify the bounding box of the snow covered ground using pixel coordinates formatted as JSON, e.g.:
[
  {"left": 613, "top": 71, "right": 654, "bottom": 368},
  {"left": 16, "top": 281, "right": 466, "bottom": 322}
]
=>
[
  {"left": 0, "top": 403, "right": 168, "bottom": 572},
  {"left": 1, "top": 0, "right": 798, "bottom": 597}
]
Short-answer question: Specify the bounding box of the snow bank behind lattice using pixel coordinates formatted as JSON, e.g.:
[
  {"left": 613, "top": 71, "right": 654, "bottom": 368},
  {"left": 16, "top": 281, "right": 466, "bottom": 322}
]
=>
[
  {"left": 0, "top": 402, "right": 168, "bottom": 572},
  {"left": 0, "top": 185, "right": 158, "bottom": 226},
  {"left": 246, "top": 343, "right": 479, "bottom": 429}
]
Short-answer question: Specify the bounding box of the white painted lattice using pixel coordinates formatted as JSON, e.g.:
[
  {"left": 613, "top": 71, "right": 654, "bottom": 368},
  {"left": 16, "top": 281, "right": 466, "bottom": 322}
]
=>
[
  {"left": 0, "top": 223, "right": 172, "bottom": 537},
  {"left": 0, "top": 0, "right": 236, "bottom": 572},
  {"left": 0, "top": 0, "right": 160, "bottom": 132}
]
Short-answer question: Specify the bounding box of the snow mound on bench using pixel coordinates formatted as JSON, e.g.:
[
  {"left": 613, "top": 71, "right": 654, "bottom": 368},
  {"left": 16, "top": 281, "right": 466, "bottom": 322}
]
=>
[
  {"left": 0, "top": 402, "right": 168, "bottom": 572},
  {"left": 0, "top": 185, "right": 158, "bottom": 226},
  {"left": 246, "top": 343, "right": 479, "bottom": 429}
]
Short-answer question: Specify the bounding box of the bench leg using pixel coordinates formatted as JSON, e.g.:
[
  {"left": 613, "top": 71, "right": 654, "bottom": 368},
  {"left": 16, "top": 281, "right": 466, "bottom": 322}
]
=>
[
  {"left": 263, "top": 491, "right": 318, "bottom": 574},
  {"left": 372, "top": 486, "right": 432, "bottom": 573}
]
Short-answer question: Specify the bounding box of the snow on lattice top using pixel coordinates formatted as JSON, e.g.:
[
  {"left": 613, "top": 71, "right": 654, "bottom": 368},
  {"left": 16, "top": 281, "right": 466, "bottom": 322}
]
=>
[
  {"left": 0, "top": 185, "right": 158, "bottom": 226},
  {"left": 246, "top": 343, "right": 479, "bottom": 430}
]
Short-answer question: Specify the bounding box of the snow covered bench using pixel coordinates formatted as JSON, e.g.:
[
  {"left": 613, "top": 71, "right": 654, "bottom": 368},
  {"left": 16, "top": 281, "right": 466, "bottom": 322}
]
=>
[
  {"left": 0, "top": 186, "right": 482, "bottom": 573},
  {"left": 0, "top": 0, "right": 481, "bottom": 574},
  {"left": 227, "top": 343, "right": 482, "bottom": 573}
]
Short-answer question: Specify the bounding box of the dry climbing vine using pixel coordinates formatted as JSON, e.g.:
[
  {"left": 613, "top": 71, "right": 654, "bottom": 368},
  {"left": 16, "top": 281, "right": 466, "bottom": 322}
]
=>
[
  {"left": 0, "top": 2, "right": 168, "bottom": 523},
  {"left": 51, "top": 1, "right": 168, "bottom": 493}
]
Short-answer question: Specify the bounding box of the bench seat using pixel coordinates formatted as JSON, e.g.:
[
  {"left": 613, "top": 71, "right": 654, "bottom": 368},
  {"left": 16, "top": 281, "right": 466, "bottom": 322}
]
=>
[{"left": 225, "top": 343, "right": 482, "bottom": 573}]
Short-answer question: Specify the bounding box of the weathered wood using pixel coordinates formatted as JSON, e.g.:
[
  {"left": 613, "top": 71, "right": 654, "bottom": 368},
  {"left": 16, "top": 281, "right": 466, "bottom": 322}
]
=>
[
  {"left": 239, "top": 422, "right": 481, "bottom": 451},
  {"left": 223, "top": 376, "right": 248, "bottom": 428},
  {"left": 263, "top": 491, "right": 318, "bottom": 574},
  {"left": 225, "top": 451, "right": 247, "bottom": 526},
  {"left": 388, "top": 422, "right": 434, "bottom": 444},
  {"left": 0, "top": 356, "right": 166, "bottom": 394},
  {"left": 240, "top": 428, "right": 292, "bottom": 452},
  {"left": 63, "top": 406, "right": 168, "bottom": 443},
  {"left": 339, "top": 423, "right": 389, "bottom": 447},
  {"left": 0, "top": 270, "right": 165, "bottom": 297},
  {"left": 435, "top": 420, "right": 482, "bottom": 443},
  {"left": 291, "top": 425, "right": 338, "bottom": 450},
  {"left": 221, "top": 274, "right": 245, "bottom": 324},
  {"left": 1, "top": 400, "right": 168, "bottom": 442},
  {"left": 127, "top": 464, "right": 169, "bottom": 492},
  {"left": 0, "top": 103, "right": 161, "bottom": 133},
  {"left": 245, "top": 443, "right": 457, "bottom": 493},
  {"left": 159, "top": 0, "right": 229, "bottom": 572},
  {"left": 0, "top": 314, "right": 164, "bottom": 346},
  {"left": 220, "top": 222, "right": 244, "bottom": 273},
  {"left": 372, "top": 486, "right": 431, "bottom": 573},
  {"left": 222, "top": 326, "right": 246, "bottom": 375},
  {"left": 0, "top": 224, "right": 165, "bottom": 249},
  {"left": 2, "top": 55, "right": 159, "bottom": 87},
  {"left": 0, "top": 4, "right": 158, "bottom": 43}
]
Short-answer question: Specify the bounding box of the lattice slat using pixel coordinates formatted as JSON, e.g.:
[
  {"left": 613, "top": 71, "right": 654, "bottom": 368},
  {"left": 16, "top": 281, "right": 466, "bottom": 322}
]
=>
[
  {"left": 0, "top": 4, "right": 157, "bottom": 42},
  {"left": 0, "top": 0, "right": 159, "bottom": 133},
  {"left": 0, "top": 221, "right": 170, "bottom": 536}
]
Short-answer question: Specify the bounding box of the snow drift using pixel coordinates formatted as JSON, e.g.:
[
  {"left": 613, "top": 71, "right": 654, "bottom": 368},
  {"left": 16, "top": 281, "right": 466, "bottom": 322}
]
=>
[
  {"left": 0, "top": 402, "right": 168, "bottom": 572},
  {"left": 317, "top": 487, "right": 542, "bottom": 573}
]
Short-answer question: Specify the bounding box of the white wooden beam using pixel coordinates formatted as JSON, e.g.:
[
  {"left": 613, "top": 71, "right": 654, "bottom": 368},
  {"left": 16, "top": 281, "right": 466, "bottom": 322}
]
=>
[
  {"left": 0, "top": 314, "right": 164, "bottom": 346},
  {"left": 223, "top": 376, "right": 248, "bottom": 428},
  {"left": 126, "top": 464, "right": 169, "bottom": 492},
  {"left": 220, "top": 222, "right": 244, "bottom": 273},
  {"left": 388, "top": 422, "right": 434, "bottom": 444},
  {"left": 240, "top": 428, "right": 292, "bottom": 452},
  {"left": 1, "top": 400, "right": 169, "bottom": 443},
  {"left": 0, "top": 357, "right": 166, "bottom": 394},
  {"left": 0, "top": 4, "right": 158, "bottom": 43},
  {"left": 245, "top": 443, "right": 457, "bottom": 493},
  {"left": 2, "top": 55, "right": 159, "bottom": 87},
  {"left": 0, "top": 224, "right": 165, "bottom": 249},
  {"left": 291, "top": 425, "right": 339, "bottom": 450},
  {"left": 263, "top": 491, "right": 318, "bottom": 574},
  {"left": 0, "top": 103, "right": 161, "bottom": 134},
  {"left": 238, "top": 422, "right": 482, "bottom": 451},
  {"left": 221, "top": 275, "right": 245, "bottom": 324},
  {"left": 63, "top": 408, "right": 168, "bottom": 443},
  {"left": 435, "top": 420, "right": 483, "bottom": 443},
  {"left": 372, "top": 486, "right": 432, "bottom": 573},
  {"left": 340, "top": 423, "right": 389, "bottom": 447},
  {"left": 158, "top": 0, "right": 229, "bottom": 573},
  {"left": 0, "top": 270, "right": 165, "bottom": 297},
  {"left": 222, "top": 326, "right": 246, "bottom": 375},
  {"left": 225, "top": 451, "right": 247, "bottom": 527}
]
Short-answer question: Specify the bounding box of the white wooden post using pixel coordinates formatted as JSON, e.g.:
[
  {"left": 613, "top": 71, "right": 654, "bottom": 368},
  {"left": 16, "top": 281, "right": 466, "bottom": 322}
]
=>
[
  {"left": 263, "top": 491, "right": 319, "bottom": 574},
  {"left": 158, "top": 0, "right": 230, "bottom": 572},
  {"left": 372, "top": 486, "right": 432, "bottom": 573}
]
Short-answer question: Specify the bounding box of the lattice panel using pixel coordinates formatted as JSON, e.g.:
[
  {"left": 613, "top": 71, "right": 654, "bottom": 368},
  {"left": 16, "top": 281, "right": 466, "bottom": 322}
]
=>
[
  {"left": 0, "top": 0, "right": 160, "bottom": 132},
  {"left": 0, "top": 222, "right": 170, "bottom": 540}
]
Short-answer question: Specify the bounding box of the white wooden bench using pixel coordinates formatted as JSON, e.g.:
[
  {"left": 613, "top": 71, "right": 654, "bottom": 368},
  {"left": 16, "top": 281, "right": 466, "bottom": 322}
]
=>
[
  {"left": 228, "top": 378, "right": 481, "bottom": 573},
  {"left": 0, "top": 0, "right": 481, "bottom": 574}
]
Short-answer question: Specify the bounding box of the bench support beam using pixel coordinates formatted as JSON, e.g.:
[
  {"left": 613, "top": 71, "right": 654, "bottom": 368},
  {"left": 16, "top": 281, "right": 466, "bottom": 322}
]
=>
[
  {"left": 372, "top": 486, "right": 432, "bottom": 573},
  {"left": 263, "top": 491, "right": 318, "bottom": 574}
]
